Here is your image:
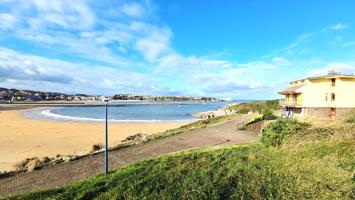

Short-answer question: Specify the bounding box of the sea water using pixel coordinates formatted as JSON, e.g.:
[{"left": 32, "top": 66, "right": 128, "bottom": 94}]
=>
[{"left": 24, "top": 101, "right": 244, "bottom": 122}]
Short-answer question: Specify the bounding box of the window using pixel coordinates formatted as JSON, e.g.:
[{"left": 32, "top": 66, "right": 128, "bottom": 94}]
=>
[
  {"left": 325, "top": 93, "right": 328, "bottom": 101},
  {"left": 331, "top": 78, "right": 336, "bottom": 87},
  {"left": 331, "top": 93, "right": 335, "bottom": 101}
]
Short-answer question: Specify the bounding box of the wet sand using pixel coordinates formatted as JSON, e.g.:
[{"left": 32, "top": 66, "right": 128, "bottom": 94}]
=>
[{"left": 0, "top": 109, "right": 186, "bottom": 171}]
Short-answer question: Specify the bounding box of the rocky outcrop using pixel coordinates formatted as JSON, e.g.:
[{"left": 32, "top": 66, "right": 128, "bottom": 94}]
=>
[
  {"left": 121, "top": 133, "right": 149, "bottom": 144},
  {"left": 13, "top": 154, "right": 83, "bottom": 172},
  {"left": 193, "top": 103, "right": 239, "bottom": 119}
]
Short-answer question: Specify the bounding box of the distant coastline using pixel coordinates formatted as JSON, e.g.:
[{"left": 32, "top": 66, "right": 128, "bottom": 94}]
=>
[{"left": 0, "top": 86, "right": 230, "bottom": 103}]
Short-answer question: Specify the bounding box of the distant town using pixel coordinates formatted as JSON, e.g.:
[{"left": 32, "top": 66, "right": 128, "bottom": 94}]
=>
[{"left": 0, "top": 87, "right": 230, "bottom": 103}]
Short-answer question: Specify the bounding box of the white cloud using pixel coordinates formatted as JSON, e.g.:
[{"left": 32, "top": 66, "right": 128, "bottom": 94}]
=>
[
  {"left": 1, "top": 1, "right": 353, "bottom": 100},
  {"left": 0, "top": 13, "right": 16, "bottom": 29},
  {"left": 307, "top": 62, "right": 355, "bottom": 77},
  {"left": 0, "top": 47, "right": 158, "bottom": 94},
  {"left": 284, "top": 33, "right": 312, "bottom": 50},
  {"left": 186, "top": 59, "right": 286, "bottom": 98},
  {"left": 330, "top": 23, "right": 348, "bottom": 30},
  {"left": 322, "top": 23, "right": 348, "bottom": 32},
  {"left": 271, "top": 57, "right": 290, "bottom": 65},
  {"left": 134, "top": 25, "right": 173, "bottom": 62},
  {"left": 122, "top": 2, "right": 145, "bottom": 18},
  {"left": 28, "top": 0, "right": 96, "bottom": 29}
]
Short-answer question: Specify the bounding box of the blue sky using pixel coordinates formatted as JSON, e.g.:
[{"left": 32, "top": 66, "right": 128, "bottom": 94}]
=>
[{"left": 0, "top": 0, "right": 355, "bottom": 99}]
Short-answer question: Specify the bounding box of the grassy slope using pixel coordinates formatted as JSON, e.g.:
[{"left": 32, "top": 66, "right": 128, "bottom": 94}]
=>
[
  {"left": 149, "top": 114, "right": 239, "bottom": 140},
  {"left": 226, "top": 100, "right": 279, "bottom": 113},
  {"left": 9, "top": 122, "right": 354, "bottom": 199}
]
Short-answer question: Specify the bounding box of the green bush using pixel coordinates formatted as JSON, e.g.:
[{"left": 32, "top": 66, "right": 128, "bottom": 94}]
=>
[
  {"left": 242, "top": 110, "right": 277, "bottom": 128},
  {"left": 243, "top": 114, "right": 263, "bottom": 126},
  {"left": 344, "top": 110, "right": 355, "bottom": 124},
  {"left": 227, "top": 100, "right": 280, "bottom": 114},
  {"left": 265, "top": 99, "right": 280, "bottom": 110},
  {"left": 261, "top": 109, "right": 277, "bottom": 120},
  {"left": 238, "top": 108, "right": 250, "bottom": 114},
  {"left": 261, "top": 119, "right": 310, "bottom": 147}
]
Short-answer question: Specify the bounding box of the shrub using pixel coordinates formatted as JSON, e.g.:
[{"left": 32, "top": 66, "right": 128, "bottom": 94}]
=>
[
  {"left": 261, "top": 109, "right": 277, "bottom": 120},
  {"left": 243, "top": 114, "right": 264, "bottom": 126},
  {"left": 238, "top": 108, "right": 250, "bottom": 114},
  {"left": 344, "top": 109, "right": 355, "bottom": 124},
  {"left": 227, "top": 100, "right": 280, "bottom": 114},
  {"left": 242, "top": 110, "right": 277, "bottom": 128},
  {"left": 261, "top": 119, "right": 310, "bottom": 147},
  {"left": 265, "top": 99, "right": 280, "bottom": 110}
]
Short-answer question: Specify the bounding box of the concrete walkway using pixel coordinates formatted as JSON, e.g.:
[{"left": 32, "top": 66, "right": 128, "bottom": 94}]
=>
[{"left": 0, "top": 116, "right": 258, "bottom": 197}]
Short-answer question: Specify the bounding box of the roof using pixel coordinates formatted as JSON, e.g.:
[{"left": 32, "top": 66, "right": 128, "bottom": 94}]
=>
[
  {"left": 291, "top": 74, "right": 355, "bottom": 84},
  {"left": 278, "top": 85, "right": 303, "bottom": 95}
]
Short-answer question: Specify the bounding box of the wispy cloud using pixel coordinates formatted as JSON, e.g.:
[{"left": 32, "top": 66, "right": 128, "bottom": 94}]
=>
[
  {"left": 343, "top": 41, "right": 355, "bottom": 47},
  {"left": 0, "top": 13, "right": 16, "bottom": 29},
  {"left": 266, "top": 33, "right": 312, "bottom": 57},
  {"left": 122, "top": 2, "right": 145, "bottom": 18},
  {"left": 322, "top": 23, "right": 348, "bottom": 32}
]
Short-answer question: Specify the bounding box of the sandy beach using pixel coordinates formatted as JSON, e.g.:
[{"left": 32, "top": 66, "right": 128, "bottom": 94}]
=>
[{"left": 0, "top": 108, "right": 186, "bottom": 172}]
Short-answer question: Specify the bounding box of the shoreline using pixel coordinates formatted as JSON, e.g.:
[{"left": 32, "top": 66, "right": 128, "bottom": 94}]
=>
[
  {"left": 0, "top": 107, "right": 187, "bottom": 172},
  {"left": 23, "top": 107, "right": 197, "bottom": 124},
  {"left": 0, "top": 100, "right": 227, "bottom": 109}
]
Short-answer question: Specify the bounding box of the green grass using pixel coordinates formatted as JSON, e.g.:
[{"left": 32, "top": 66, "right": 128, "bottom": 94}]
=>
[
  {"left": 344, "top": 109, "right": 355, "bottom": 124},
  {"left": 261, "top": 119, "right": 310, "bottom": 147},
  {"left": 8, "top": 119, "right": 355, "bottom": 200},
  {"left": 149, "top": 114, "right": 238, "bottom": 140},
  {"left": 227, "top": 100, "right": 280, "bottom": 114}
]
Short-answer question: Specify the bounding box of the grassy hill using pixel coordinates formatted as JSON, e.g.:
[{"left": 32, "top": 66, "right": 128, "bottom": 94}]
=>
[
  {"left": 7, "top": 115, "right": 355, "bottom": 199},
  {"left": 226, "top": 99, "right": 280, "bottom": 114}
]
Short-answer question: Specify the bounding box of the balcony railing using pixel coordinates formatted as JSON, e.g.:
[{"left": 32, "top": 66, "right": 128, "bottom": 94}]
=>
[{"left": 279, "top": 99, "right": 302, "bottom": 107}]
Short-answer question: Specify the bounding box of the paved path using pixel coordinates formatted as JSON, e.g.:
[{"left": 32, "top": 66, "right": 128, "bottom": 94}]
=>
[{"left": 0, "top": 116, "right": 258, "bottom": 197}]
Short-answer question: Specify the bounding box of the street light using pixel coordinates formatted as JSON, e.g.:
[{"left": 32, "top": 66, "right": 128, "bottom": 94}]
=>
[{"left": 102, "top": 96, "right": 110, "bottom": 176}]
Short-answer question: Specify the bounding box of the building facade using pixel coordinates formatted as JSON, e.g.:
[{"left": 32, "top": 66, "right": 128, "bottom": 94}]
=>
[{"left": 279, "top": 73, "right": 355, "bottom": 118}]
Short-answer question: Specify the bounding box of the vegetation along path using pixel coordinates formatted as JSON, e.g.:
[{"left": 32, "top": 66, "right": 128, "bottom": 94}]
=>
[{"left": 0, "top": 115, "right": 257, "bottom": 197}]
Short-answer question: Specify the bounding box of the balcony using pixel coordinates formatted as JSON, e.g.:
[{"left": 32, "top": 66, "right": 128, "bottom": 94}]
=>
[{"left": 279, "top": 99, "right": 302, "bottom": 107}]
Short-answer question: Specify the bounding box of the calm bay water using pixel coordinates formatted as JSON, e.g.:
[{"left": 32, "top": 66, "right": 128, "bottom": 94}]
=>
[{"left": 24, "top": 101, "right": 243, "bottom": 122}]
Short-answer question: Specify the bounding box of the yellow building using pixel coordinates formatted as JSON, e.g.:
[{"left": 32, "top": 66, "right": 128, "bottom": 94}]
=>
[{"left": 279, "top": 72, "right": 355, "bottom": 118}]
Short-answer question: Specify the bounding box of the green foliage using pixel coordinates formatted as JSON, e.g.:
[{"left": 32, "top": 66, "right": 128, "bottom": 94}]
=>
[
  {"left": 261, "top": 119, "right": 310, "bottom": 147},
  {"left": 150, "top": 114, "right": 238, "bottom": 140},
  {"left": 243, "top": 114, "right": 264, "bottom": 127},
  {"left": 241, "top": 110, "right": 277, "bottom": 128},
  {"left": 344, "top": 110, "right": 355, "bottom": 124},
  {"left": 11, "top": 136, "right": 355, "bottom": 200},
  {"left": 265, "top": 99, "right": 280, "bottom": 110},
  {"left": 261, "top": 109, "right": 277, "bottom": 120},
  {"left": 227, "top": 100, "right": 280, "bottom": 114},
  {"left": 238, "top": 108, "right": 249, "bottom": 114},
  {"left": 8, "top": 111, "right": 355, "bottom": 200}
]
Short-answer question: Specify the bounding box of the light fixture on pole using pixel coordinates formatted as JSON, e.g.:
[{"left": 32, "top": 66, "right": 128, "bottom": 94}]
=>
[{"left": 102, "top": 96, "right": 110, "bottom": 176}]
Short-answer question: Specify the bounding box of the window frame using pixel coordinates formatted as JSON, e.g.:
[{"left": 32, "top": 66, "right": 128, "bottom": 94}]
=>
[
  {"left": 331, "top": 78, "right": 336, "bottom": 87},
  {"left": 331, "top": 93, "right": 335, "bottom": 101}
]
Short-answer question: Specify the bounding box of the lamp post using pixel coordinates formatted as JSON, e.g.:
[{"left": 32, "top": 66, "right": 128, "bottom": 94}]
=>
[{"left": 103, "top": 97, "right": 109, "bottom": 176}]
